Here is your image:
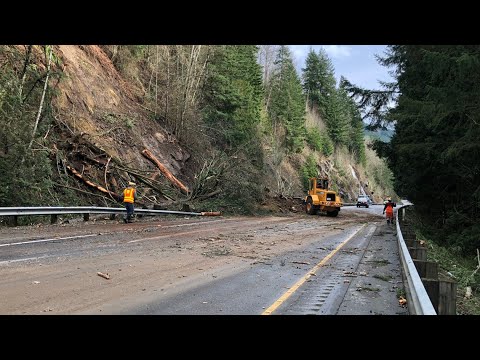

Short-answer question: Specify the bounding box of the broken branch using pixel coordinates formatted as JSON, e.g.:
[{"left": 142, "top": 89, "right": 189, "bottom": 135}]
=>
[
  {"left": 54, "top": 182, "right": 117, "bottom": 203},
  {"left": 291, "top": 261, "right": 310, "bottom": 265},
  {"left": 104, "top": 157, "right": 116, "bottom": 203},
  {"left": 97, "top": 272, "right": 110, "bottom": 280},
  {"left": 66, "top": 165, "right": 119, "bottom": 198}
]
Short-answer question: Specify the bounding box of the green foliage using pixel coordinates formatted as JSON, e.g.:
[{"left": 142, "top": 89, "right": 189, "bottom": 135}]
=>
[
  {"left": 342, "top": 89, "right": 366, "bottom": 165},
  {"left": 306, "top": 127, "right": 322, "bottom": 151},
  {"left": 320, "top": 132, "right": 334, "bottom": 156},
  {"left": 324, "top": 88, "right": 349, "bottom": 145},
  {"left": 348, "top": 45, "right": 480, "bottom": 255},
  {"left": 362, "top": 141, "right": 395, "bottom": 200},
  {"left": 268, "top": 46, "right": 306, "bottom": 153},
  {"left": 0, "top": 46, "right": 55, "bottom": 207},
  {"left": 301, "top": 48, "right": 336, "bottom": 115},
  {"left": 364, "top": 128, "right": 394, "bottom": 142},
  {"left": 201, "top": 46, "right": 266, "bottom": 211},
  {"left": 339, "top": 81, "right": 366, "bottom": 165},
  {"left": 203, "top": 45, "right": 263, "bottom": 153},
  {"left": 417, "top": 227, "right": 480, "bottom": 294},
  {"left": 389, "top": 46, "right": 480, "bottom": 254},
  {"left": 349, "top": 117, "right": 366, "bottom": 165},
  {"left": 124, "top": 117, "right": 135, "bottom": 129},
  {"left": 301, "top": 154, "right": 317, "bottom": 190},
  {"left": 222, "top": 157, "right": 265, "bottom": 214},
  {"left": 340, "top": 73, "right": 397, "bottom": 131},
  {"left": 302, "top": 52, "right": 357, "bottom": 151},
  {"left": 305, "top": 125, "right": 335, "bottom": 158}
]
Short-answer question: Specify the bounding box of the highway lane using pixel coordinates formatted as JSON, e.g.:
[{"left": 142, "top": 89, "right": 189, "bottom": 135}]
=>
[{"left": 0, "top": 205, "right": 405, "bottom": 314}]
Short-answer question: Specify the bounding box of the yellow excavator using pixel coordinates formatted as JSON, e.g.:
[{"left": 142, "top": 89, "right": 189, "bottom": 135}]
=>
[{"left": 304, "top": 177, "right": 342, "bottom": 217}]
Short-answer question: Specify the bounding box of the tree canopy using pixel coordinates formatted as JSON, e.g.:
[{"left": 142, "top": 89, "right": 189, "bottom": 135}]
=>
[{"left": 346, "top": 45, "right": 480, "bottom": 254}]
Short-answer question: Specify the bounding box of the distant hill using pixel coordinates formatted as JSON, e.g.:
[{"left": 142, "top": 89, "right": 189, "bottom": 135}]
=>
[{"left": 364, "top": 128, "right": 394, "bottom": 142}]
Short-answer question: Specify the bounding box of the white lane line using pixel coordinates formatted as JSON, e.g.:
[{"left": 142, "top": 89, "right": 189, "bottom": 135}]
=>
[
  {"left": 0, "top": 255, "right": 51, "bottom": 266},
  {"left": 0, "top": 234, "right": 97, "bottom": 247},
  {"left": 364, "top": 225, "right": 377, "bottom": 238}
]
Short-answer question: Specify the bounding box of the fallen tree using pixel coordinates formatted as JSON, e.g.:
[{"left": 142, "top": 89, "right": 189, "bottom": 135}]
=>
[
  {"left": 141, "top": 148, "right": 189, "bottom": 194},
  {"left": 66, "top": 165, "right": 119, "bottom": 198}
]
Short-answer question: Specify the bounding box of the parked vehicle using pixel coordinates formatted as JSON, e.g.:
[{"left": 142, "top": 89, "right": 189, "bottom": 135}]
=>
[{"left": 356, "top": 195, "right": 371, "bottom": 208}]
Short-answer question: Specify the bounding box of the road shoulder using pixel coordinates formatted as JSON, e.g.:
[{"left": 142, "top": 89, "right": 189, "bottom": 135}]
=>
[{"left": 337, "top": 220, "right": 408, "bottom": 315}]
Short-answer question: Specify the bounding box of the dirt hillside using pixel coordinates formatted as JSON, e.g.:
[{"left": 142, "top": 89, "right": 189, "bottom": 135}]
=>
[{"left": 52, "top": 45, "right": 190, "bottom": 201}]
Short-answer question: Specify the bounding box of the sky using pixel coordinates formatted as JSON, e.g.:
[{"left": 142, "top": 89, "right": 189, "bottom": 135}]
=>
[{"left": 289, "top": 45, "right": 394, "bottom": 90}]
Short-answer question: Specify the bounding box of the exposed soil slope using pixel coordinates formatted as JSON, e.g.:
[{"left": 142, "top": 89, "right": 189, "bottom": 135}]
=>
[{"left": 52, "top": 45, "right": 190, "bottom": 200}]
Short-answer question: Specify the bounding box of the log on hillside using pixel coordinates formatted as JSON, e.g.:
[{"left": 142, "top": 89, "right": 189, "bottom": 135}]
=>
[
  {"left": 67, "top": 165, "right": 149, "bottom": 206},
  {"left": 66, "top": 165, "right": 119, "bottom": 197},
  {"left": 141, "top": 149, "right": 189, "bottom": 194}
]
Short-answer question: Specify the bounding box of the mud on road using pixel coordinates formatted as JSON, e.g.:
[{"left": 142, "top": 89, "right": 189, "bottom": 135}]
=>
[{"left": 0, "top": 209, "right": 385, "bottom": 314}]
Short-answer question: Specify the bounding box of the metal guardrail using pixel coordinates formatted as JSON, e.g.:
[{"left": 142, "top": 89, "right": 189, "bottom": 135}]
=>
[
  {"left": 0, "top": 206, "right": 208, "bottom": 217},
  {"left": 396, "top": 205, "right": 437, "bottom": 315}
]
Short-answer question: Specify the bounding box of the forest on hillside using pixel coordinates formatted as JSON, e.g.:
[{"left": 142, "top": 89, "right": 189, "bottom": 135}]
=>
[
  {"left": 0, "top": 45, "right": 393, "bottom": 217},
  {"left": 1, "top": 44, "right": 478, "bottom": 257},
  {"left": 344, "top": 45, "right": 480, "bottom": 255}
]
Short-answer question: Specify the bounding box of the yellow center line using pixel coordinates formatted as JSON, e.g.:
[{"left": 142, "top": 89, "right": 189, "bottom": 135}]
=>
[{"left": 262, "top": 223, "right": 367, "bottom": 315}]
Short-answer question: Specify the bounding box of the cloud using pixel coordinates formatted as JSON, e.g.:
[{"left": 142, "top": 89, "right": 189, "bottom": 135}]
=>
[
  {"left": 322, "top": 45, "right": 352, "bottom": 59},
  {"left": 287, "top": 45, "right": 392, "bottom": 90},
  {"left": 289, "top": 45, "right": 310, "bottom": 59}
]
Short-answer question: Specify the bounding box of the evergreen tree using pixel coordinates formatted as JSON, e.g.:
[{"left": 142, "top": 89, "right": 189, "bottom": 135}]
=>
[
  {"left": 320, "top": 132, "right": 334, "bottom": 157},
  {"left": 302, "top": 48, "right": 336, "bottom": 117},
  {"left": 302, "top": 49, "right": 322, "bottom": 110},
  {"left": 202, "top": 45, "right": 265, "bottom": 212},
  {"left": 324, "top": 87, "right": 349, "bottom": 145},
  {"left": 347, "top": 45, "right": 480, "bottom": 254},
  {"left": 203, "top": 45, "right": 263, "bottom": 153},
  {"left": 302, "top": 49, "right": 350, "bottom": 146},
  {"left": 268, "top": 46, "right": 306, "bottom": 153},
  {"left": 349, "top": 112, "right": 366, "bottom": 165},
  {"left": 340, "top": 77, "right": 366, "bottom": 164}
]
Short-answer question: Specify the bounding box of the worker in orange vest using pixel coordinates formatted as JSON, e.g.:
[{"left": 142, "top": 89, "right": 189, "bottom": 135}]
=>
[
  {"left": 383, "top": 197, "right": 395, "bottom": 224},
  {"left": 122, "top": 181, "right": 137, "bottom": 223}
]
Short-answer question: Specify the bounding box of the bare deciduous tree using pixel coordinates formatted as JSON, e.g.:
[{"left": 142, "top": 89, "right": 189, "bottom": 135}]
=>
[{"left": 28, "top": 45, "right": 53, "bottom": 151}]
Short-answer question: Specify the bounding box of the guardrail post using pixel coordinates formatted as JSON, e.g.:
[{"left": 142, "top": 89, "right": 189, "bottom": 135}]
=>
[
  {"left": 438, "top": 279, "right": 457, "bottom": 315},
  {"left": 408, "top": 247, "right": 427, "bottom": 261},
  {"left": 413, "top": 260, "right": 438, "bottom": 279},
  {"left": 109, "top": 213, "right": 116, "bottom": 220},
  {"left": 9, "top": 215, "right": 18, "bottom": 227},
  {"left": 83, "top": 213, "right": 89, "bottom": 221},
  {"left": 405, "top": 237, "right": 418, "bottom": 248},
  {"left": 422, "top": 278, "right": 440, "bottom": 312},
  {"left": 51, "top": 214, "right": 58, "bottom": 224},
  {"left": 420, "top": 278, "right": 457, "bottom": 315}
]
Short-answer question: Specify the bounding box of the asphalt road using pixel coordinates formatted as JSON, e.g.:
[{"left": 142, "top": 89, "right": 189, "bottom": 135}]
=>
[{"left": 0, "top": 205, "right": 407, "bottom": 315}]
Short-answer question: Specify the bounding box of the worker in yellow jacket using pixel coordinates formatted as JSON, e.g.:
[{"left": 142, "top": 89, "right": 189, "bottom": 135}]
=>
[{"left": 122, "top": 181, "right": 137, "bottom": 223}]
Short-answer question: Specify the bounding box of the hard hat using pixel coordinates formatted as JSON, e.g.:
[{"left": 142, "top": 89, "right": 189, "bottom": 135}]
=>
[{"left": 128, "top": 181, "right": 136, "bottom": 186}]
